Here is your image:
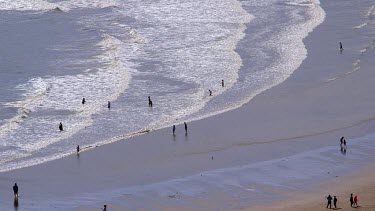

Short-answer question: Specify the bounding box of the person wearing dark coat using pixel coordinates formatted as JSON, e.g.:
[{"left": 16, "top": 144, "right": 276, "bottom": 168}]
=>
[
  {"left": 326, "top": 194, "right": 332, "bottom": 209},
  {"left": 13, "top": 183, "right": 18, "bottom": 198},
  {"left": 333, "top": 196, "right": 338, "bottom": 208}
]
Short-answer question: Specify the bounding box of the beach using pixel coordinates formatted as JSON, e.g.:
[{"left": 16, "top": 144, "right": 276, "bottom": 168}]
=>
[
  {"left": 243, "top": 168, "right": 375, "bottom": 211},
  {"left": 0, "top": 0, "right": 375, "bottom": 210}
]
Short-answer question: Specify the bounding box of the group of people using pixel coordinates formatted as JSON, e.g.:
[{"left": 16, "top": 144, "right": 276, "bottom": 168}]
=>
[
  {"left": 53, "top": 80, "right": 222, "bottom": 207},
  {"left": 170, "top": 80, "right": 225, "bottom": 136},
  {"left": 350, "top": 193, "right": 359, "bottom": 207},
  {"left": 208, "top": 79, "right": 224, "bottom": 96},
  {"left": 326, "top": 193, "right": 358, "bottom": 209},
  {"left": 58, "top": 99, "right": 111, "bottom": 131},
  {"left": 172, "top": 122, "right": 188, "bottom": 135},
  {"left": 61, "top": 79, "right": 226, "bottom": 133},
  {"left": 325, "top": 195, "right": 338, "bottom": 209}
]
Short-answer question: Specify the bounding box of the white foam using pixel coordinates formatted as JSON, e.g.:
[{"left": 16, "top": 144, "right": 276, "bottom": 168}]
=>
[
  {"left": 170, "top": 0, "right": 326, "bottom": 126},
  {"left": 0, "top": 0, "right": 117, "bottom": 11},
  {"left": 353, "top": 22, "right": 368, "bottom": 29},
  {"left": 0, "top": 77, "right": 49, "bottom": 138},
  {"left": 0, "top": 0, "right": 326, "bottom": 173},
  {"left": 0, "top": 33, "right": 132, "bottom": 170},
  {"left": 365, "top": 5, "right": 375, "bottom": 19}
]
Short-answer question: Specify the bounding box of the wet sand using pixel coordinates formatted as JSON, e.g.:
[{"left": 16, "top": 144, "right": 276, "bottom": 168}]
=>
[{"left": 0, "top": 0, "right": 375, "bottom": 210}]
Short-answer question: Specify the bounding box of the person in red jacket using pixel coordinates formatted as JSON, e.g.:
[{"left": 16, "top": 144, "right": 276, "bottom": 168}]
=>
[{"left": 354, "top": 195, "right": 358, "bottom": 207}]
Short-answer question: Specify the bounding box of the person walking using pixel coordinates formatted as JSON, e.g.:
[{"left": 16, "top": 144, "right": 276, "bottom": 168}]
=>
[
  {"left": 350, "top": 193, "right": 354, "bottom": 207},
  {"left": 354, "top": 195, "right": 358, "bottom": 207},
  {"left": 333, "top": 196, "right": 338, "bottom": 209},
  {"left": 184, "top": 122, "right": 187, "bottom": 134},
  {"left": 13, "top": 183, "right": 18, "bottom": 199},
  {"left": 172, "top": 125, "right": 176, "bottom": 135},
  {"left": 209, "top": 89, "right": 212, "bottom": 96},
  {"left": 326, "top": 194, "right": 332, "bottom": 209}
]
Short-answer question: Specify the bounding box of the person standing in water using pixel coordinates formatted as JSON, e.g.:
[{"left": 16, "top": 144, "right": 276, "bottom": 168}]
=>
[
  {"left": 221, "top": 80, "right": 224, "bottom": 87},
  {"left": 77, "top": 145, "right": 80, "bottom": 154},
  {"left": 340, "top": 136, "right": 344, "bottom": 146},
  {"left": 59, "top": 122, "right": 63, "bottom": 131},
  {"left": 148, "top": 96, "right": 153, "bottom": 108},
  {"left": 107, "top": 101, "right": 111, "bottom": 109},
  {"left": 13, "top": 183, "right": 18, "bottom": 199},
  {"left": 102, "top": 205, "right": 107, "bottom": 211},
  {"left": 82, "top": 98, "right": 86, "bottom": 104},
  {"left": 184, "top": 122, "right": 187, "bottom": 134},
  {"left": 173, "top": 125, "right": 176, "bottom": 135},
  {"left": 209, "top": 89, "right": 212, "bottom": 96},
  {"left": 340, "top": 42, "right": 343, "bottom": 51}
]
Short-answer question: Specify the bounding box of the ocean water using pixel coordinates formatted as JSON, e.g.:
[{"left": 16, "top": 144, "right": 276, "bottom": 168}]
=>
[{"left": 0, "top": 0, "right": 324, "bottom": 172}]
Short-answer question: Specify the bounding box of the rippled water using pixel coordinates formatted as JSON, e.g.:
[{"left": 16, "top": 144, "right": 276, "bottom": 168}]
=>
[{"left": 0, "top": 0, "right": 324, "bottom": 172}]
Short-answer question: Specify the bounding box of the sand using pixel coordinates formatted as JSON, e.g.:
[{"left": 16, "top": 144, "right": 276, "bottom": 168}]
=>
[
  {"left": 0, "top": 0, "right": 375, "bottom": 210},
  {"left": 241, "top": 168, "right": 375, "bottom": 211}
]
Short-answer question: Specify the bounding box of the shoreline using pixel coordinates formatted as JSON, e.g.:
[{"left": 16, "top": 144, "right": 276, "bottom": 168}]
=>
[{"left": 0, "top": 0, "right": 375, "bottom": 210}]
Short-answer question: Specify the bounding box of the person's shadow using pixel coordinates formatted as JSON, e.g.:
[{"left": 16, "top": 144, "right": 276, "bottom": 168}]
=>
[
  {"left": 340, "top": 146, "right": 347, "bottom": 155},
  {"left": 14, "top": 197, "right": 19, "bottom": 210}
]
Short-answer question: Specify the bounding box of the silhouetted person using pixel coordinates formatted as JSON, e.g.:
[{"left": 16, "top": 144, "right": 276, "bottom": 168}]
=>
[
  {"left": 102, "top": 205, "right": 107, "bottom": 211},
  {"left": 82, "top": 98, "right": 86, "bottom": 104},
  {"left": 148, "top": 96, "right": 153, "bottom": 108},
  {"left": 340, "top": 136, "right": 344, "bottom": 146},
  {"left": 340, "top": 42, "right": 343, "bottom": 51},
  {"left": 221, "top": 80, "right": 224, "bottom": 87},
  {"left": 107, "top": 101, "right": 111, "bottom": 109},
  {"left": 326, "top": 194, "right": 332, "bottom": 209},
  {"left": 354, "top": 195, "right": 358, "bottom": 207},
  {"left": 184, "top": 122, "right": 187, "bottom": 134},
  {"left": 350, "top": 193, "right": 354, "bottom": 207},
  {"left": 59, "top": 122, "right": 63, "bottom": 131},
  {"left": 173, "top": 125, "right": 176, "bottom": 135},
  {"left": 343, "top": 139, "right": 346, "bottom": 147},
  {"left": 77, "top": 145, "right": 80, "bottom": 153},
  {"left": 209, "top": 89, "right": 212, "bottom": 96},
  {"left": 13, "top": 183, "right": 18, "bottom": 199},
  {"left": 333, "top": 196, "right": 338, "bottom": 208}
]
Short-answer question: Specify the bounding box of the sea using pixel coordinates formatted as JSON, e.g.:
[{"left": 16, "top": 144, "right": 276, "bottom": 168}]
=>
[{"left": 0, "top": 0, "right": 325, "bottom": 173}]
